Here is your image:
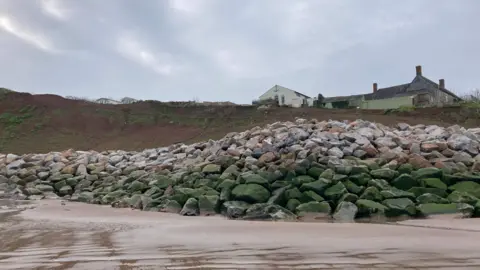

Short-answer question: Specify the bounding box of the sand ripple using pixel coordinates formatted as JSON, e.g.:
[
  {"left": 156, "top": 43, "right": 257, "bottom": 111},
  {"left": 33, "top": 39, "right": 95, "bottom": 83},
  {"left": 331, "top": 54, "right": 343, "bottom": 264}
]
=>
[{"left": 2, "top": 200, "right": 480, "bottom": 269}]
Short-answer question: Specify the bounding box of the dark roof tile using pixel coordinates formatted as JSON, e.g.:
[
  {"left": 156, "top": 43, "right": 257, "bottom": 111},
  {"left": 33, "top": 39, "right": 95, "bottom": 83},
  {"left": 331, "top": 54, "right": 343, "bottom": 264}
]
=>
[
  {"left": 364, "top": 83, "right": 410, "bottom": 100},
  {"left": 318, "top": 72, "right": 462, "bottom": 103}
]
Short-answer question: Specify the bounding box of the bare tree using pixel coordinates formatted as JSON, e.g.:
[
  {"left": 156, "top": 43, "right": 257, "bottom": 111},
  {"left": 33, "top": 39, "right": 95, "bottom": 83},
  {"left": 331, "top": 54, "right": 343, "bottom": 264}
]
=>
[{"left": 461, "top": 88, "right": 480, "bottom": 102}]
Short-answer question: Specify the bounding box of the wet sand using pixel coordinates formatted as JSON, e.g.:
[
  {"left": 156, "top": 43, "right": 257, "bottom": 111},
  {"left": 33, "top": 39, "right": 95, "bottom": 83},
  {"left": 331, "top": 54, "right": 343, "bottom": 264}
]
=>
[{"left": 2, "top": 200, "right": 480, "bottom": 269}]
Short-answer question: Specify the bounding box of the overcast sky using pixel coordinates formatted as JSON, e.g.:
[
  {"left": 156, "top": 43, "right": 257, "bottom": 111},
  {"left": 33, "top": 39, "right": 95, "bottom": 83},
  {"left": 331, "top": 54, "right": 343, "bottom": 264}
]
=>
[{"left": 0, "top": 0, "right": 479, "bottom": 104}]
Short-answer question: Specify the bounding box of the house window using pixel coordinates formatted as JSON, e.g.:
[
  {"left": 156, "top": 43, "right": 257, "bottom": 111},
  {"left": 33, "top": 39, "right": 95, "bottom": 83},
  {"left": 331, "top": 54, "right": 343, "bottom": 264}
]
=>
[{"left": 281, "top": 95, "right": 285, "bottom": 105}]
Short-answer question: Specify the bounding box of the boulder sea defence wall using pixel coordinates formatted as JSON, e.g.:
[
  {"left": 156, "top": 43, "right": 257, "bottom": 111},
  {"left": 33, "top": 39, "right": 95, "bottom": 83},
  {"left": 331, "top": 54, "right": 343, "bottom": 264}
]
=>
[{"left": 1, "top": 118, "right": 480, "bottom": 221}]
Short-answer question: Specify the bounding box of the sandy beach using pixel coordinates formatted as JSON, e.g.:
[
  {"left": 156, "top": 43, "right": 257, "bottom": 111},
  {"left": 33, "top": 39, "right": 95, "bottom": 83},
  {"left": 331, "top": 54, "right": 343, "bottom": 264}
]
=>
[{"left": 0, "top": 200, "right": 480, "bottom": 269}]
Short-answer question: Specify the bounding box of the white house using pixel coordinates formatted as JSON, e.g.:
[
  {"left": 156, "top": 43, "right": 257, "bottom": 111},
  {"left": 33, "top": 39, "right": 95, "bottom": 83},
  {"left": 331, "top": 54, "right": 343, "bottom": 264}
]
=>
[
  {"left": 257, "top": 85, "right": 315, "bottom": 108},
  {"left": 95, "top": 98, "right": 121, "bottom": 105},
  {"left": 120, "top": 97, "right": 138, "bottom": 104}
]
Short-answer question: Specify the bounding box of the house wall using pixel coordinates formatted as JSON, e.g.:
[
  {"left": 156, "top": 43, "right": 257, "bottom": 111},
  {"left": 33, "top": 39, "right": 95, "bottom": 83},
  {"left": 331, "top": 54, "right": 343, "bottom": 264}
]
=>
[
  {"left": 259, "top": 85, "right": 312, "bottom": 107},
  {"left": 411, "top": 89, "right": 456, "bottom": 107},
  {"left": 430, "top": 89, "right": 456, "bottom": 105},
  {"left": 407, "top": 77, "right": 456, "bottom": 105},
  {"left": 348, "top": 97, "right": 364, "bottom": 108},
  {"left": 360, "top": 96, "right": 414, "bottom": 109}
]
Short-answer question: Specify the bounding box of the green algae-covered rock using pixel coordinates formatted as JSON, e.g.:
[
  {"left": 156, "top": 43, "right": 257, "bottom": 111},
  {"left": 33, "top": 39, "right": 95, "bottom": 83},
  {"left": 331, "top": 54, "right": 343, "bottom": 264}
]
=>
[
  {"left": 338, "top": 193, "right": 359, "bottom": 204},
  {"left": 335, "top": 165, "right": 352, "bottom": 175},
  {"left": 397, "top": 163, "right": 414, "bottom": 175},
  {"left": 302, "top": 190, "right": 325, "bottom": 202},
  {"left": 348, "top": 173, "right": 371, "bottom": 186},
  {"left": 241, "top": 173, "right": 269, "bottom": 187},
  {"left": 216, "top": 179, "right": 236, "bottom": 191},
  {"left": 324, "top": 182, "right": 347, "bottom": 201},
  {"left": 457, "top": 203, "right": 475, "bottom": 217},
  {"left": 243, "top": 203, "right": 296, "bottom": 221},
  {"left": 416, "top": 193, "right": 449, "bottom": 204},
  {"left": 446, "top": 173, "right": 480, "bottom": 184},
  {"left": 223, "top": 164, "right": 240, "bottom": 174},
  {"left": 77, "top": 191, "right": 94, "bottom": 203},
  {"left": 231, "top": 183, "right": 270, "bottom": 203},
  {"left": 358, "top": 159, "right": 380, "bottom": 170},
  {"left": 380, "top": 188, "right": 415, "bottom": 200},
  {"left": 221, "top": 201, "right": 251, "bottom": 219},
  {"left": 292, "top": 175, "right": 316, "bottom": 186},
  {"left": 344, "top": 180, "right": 364, "bottom": 194},
  {"left": 412, "top": 168, "right": 443, "bottom": 180},
  {"left": 66, "top": 176, "right": 82, "bottom": 187},
  {"left": 59, "top": 185, "right": 73, "bottom": 196},
  {"left": 416, "top": 203, "right": 458, "bottom": 216},
  {"left": 333, "top": 174, "right": 348, "bottom": 183},
  {"left": 128, "top": 194, "right": 143, "bottom": 209},
  {"left": 267, "top": 186, "right": 287, "bottom": 205},
  {"left": 370, "top": 168, "right": 397, "bottom": 180},
  {"left": 167, "top": 188, "right": 195, "bottom": 206},
  {"left": 101, "top": 190, "right": 127, "bottom": 204},
  {"left": 271, "top": 180, "right": 289, "bottom": 190},
  {"left": 391, "top": 174, "right": 418, "bottom": 191},
  {"left": 144, "top": 186, "right": 163, "bottom": 197},
  {"left": 417, "top": 203, "right": 474, "bottom": 218},
  {"left": 473, "top": 201, "right": 480, "bottom": 217},
  {"left": 449, "top": 181, "right": 480, "bottom": 191},
  {"left": 202, "top": 164, "right": 222, "bottom": 174},
  {"left": 350, "top": 166, "right": 370, "bottom": 175},
  {"left": 220, "top": 187, "right": 231, "bottom": 202},
  {"left": 423, "top": 178, "right": 447, "bottom": 190},
  {"left": 159, "top": 199, "right": 182, "bottom": 213},
  {"left": 407, "top": 187, "right": 448, "bottom": 198},
  {"left": 180, "top": 197, "right": 199, "bottom": 216},
  {"left": 296, "top": 201, "right": 331, "bottom": 217},
  {"left": 447, "top": 191, "right": 478, "bottom": 205},
  {"left": 54, "top": 180, "right": 67, "bottom": 191},
  {"left": 150, "top": 175, "right": 174, "bottom": 189},
  {"left": 286, "top": 199, "right": 301, "bottom": 212},
  {"left": 128, "top": 180, "right": 148, "bottom": 193},
  {"left": 194, "top": 178, "right": 216, "bottom": 189},
  {"left": 300, "top": 178, "right": 331, "bottom": 194},
  {"left": 307, "top": 167, "right": 324, "bottom": 179},
  {"left": 449, "top": 181, "right": 480, "bottom": 198},
  {"left": 285, "top": 187, "right": 303, "bottom": 200},
  {"left": 320, "top": 169, "right": 335, "bottom": 180},
  {"left": 382, "top": 198, "right": 416, "bottom": 216},
  {"left": 368, "top": 179, "right": 391, "bottom": 191},
  {"left": 359, "top": 186, "right": 383, "bottom": 202},
  {"left": 198, "top": 195, "right": 220, "bottom": 215},
  {"left": 356, "top": 199, "right": 387, "bottom": 217}
]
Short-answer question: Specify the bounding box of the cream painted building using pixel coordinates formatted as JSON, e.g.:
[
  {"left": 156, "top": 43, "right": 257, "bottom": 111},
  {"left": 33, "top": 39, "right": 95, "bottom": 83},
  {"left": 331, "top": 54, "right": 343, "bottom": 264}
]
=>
[{"left": 257, "top": 85, "right": 315, "bottom": 107}]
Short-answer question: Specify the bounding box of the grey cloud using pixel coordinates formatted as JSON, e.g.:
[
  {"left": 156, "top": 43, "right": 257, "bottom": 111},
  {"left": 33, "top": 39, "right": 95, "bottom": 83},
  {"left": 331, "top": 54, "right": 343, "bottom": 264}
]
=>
[{"left": 0, "top": 0, "right": 479, "bottom": 103}]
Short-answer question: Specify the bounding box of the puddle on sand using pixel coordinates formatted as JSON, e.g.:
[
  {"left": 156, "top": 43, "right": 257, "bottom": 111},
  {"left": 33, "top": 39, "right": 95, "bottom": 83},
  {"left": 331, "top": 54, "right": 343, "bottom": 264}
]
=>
[{"left": 1, "top": 200, "right": 480, "bottom": 269}]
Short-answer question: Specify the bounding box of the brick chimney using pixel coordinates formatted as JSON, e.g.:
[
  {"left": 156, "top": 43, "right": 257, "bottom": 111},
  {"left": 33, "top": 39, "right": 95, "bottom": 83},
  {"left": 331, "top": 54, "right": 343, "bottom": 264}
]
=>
[
  {"left": 439, "top": 79, "right": 445, "bottom": 89},
  {"left": 416, "top": 65, "right": 422, "bottom": 76},
  {"left": 373, "top": 83, "right": 378, "bottom": 93}
]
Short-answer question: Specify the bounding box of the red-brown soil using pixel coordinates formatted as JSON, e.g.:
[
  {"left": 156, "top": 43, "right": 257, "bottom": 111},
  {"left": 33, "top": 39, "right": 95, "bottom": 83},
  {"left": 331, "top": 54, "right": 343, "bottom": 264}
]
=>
[{"left": 0, "top": 91, "right": 479, "bottom": 154}]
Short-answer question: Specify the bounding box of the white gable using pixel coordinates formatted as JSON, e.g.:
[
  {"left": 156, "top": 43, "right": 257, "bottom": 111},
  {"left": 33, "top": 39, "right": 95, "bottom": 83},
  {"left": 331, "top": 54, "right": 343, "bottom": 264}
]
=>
[{"left": 258, "top": 85, "right": 314, "bottom": 107}]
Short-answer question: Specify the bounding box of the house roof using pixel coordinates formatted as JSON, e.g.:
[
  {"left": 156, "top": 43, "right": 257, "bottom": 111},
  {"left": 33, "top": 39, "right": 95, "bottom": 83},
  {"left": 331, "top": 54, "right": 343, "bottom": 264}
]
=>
[
  {"left": 364, "top": 75, "right": 461, "bottom": 101},
  {"left": 269, "top": 85, "right": 311, "bottom": 99},
  {"left": 293, "top": 90, "right": 311, "bottom": 99},
  {"left": 413, "top": 75, "right": 460, "bottom": 99},
  {"left": 364, "top": 83, "right": 410, "bottom": 100}
]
